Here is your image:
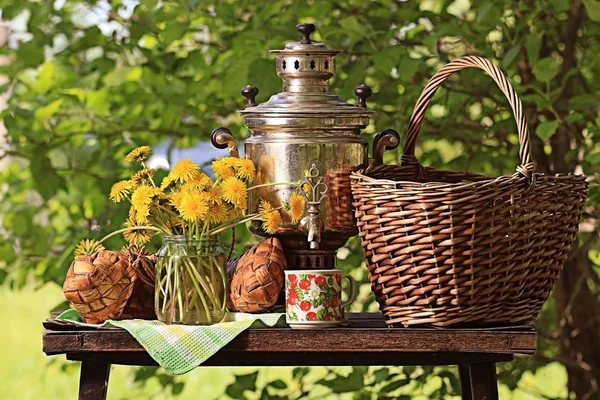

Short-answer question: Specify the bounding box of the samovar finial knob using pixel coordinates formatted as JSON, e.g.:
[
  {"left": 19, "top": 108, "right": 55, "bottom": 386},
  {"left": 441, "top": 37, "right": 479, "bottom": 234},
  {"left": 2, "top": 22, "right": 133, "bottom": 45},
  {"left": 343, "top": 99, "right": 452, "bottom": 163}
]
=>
[
  {"left": 296, "top": 23, "right": 316, "bottom": 44},
  {"left": 241, "top": 85, "right": 259, "bottom": 107},
  {"left": 354, "top": 84, "right": 372, "bottom": 108}
]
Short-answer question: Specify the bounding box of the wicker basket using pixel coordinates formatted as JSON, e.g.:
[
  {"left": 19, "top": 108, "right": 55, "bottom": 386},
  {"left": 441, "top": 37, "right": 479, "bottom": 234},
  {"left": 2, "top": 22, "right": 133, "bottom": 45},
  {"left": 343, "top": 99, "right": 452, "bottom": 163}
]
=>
[{"left": 351, "top": 56, "right": 588, "bottom": 327}]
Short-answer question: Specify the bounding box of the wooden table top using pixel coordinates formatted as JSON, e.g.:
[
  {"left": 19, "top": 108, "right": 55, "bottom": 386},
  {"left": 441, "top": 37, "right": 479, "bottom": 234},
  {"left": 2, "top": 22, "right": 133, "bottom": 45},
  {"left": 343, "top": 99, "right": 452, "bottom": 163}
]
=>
[{"left": 43, "top": 312, "right": 537, "bottom": 367}]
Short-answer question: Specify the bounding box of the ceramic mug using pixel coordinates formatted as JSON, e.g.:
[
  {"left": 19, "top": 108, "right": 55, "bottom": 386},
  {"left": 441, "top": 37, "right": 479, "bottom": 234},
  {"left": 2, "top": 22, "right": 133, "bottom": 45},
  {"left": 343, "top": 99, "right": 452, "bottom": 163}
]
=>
[{"left": 285, "top": 269, "right": 356, "bottom": 329}]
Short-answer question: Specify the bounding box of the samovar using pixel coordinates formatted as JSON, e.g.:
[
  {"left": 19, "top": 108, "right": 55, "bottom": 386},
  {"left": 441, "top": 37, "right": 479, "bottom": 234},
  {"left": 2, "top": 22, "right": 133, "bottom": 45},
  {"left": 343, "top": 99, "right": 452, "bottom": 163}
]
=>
[{"left": 211, "top": 23, "right": 399, "bottom": 269}]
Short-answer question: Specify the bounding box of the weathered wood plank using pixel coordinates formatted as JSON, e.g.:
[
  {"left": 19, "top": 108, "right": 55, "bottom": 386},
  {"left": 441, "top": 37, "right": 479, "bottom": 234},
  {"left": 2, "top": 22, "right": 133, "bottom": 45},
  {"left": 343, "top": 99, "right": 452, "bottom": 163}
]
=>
[{"left": 44, "top": 326, "right": 536, "bottom": 355}]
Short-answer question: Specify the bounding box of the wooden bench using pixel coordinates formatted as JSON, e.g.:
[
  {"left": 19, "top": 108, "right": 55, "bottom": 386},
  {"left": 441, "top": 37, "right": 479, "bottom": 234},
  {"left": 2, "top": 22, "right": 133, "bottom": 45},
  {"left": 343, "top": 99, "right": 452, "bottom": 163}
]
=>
[{"left": 42, "top": 312, "right": 537, "bottom": 400}]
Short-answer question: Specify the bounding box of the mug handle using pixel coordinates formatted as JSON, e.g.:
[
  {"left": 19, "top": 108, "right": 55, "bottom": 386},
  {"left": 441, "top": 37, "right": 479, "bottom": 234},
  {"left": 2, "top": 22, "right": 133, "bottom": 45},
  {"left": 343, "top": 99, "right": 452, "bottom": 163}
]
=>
[{"left": 340, "top": 273, "right": 357, "bottom": 309}]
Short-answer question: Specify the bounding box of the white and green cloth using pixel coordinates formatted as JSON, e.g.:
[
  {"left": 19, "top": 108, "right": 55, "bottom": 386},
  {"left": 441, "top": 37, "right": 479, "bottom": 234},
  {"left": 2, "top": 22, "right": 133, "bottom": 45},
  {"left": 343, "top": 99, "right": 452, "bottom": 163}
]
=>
[{"left": 57, "top": 309, "right": 286, "bottom": 375}]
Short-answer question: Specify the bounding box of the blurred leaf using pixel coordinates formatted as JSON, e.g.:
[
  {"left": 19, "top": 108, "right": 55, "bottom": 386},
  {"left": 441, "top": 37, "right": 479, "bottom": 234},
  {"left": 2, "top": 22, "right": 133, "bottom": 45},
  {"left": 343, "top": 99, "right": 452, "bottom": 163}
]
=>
[
  {"left": 380, "top": 378, "right": 410, "bottom": 394},
  {"left": 34, "top": 99, "right": 64, "bottom": 121},
  {"left": 525, "top": 31, "right": 543, "bottom": 65},
  {"left": 30, "top": 154, "right": 66, "bottom": 200},
  {"left": 316, "top": 368, "right": 365, "bottom": 393},
  {"left": 583, "top": 0, "right": 600, "bottom": 21},
  {"left": 171, "top": 382, "right": 184, "bottom": 395},
  {"left": 502, "top": 46, "right": 520, "bottom": 68},
  {"left": 535, "top": 120, "right": 560, "bottom": 141},
  {"left": 532, "top": 57, "right": 561, "bottom": 82},
  {"left": 267, "top": 380, "right": 287, "bottom": 390}
]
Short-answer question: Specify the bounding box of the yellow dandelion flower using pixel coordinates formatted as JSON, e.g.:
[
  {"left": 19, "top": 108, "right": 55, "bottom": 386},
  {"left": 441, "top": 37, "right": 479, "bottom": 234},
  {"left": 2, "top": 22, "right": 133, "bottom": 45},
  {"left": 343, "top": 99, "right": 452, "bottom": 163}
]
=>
[
  {"left": 212, "top": 157, "right": 235, "bottom": 179},
  {"left": 123, "top": 217, "right": 154, "bottom": 244},
  {"left": 207, "top": 203, "right": 229, "bottom": 225},
  {"left": 259, "top": 199, "right": 274, "bottom": 214},
  {"left": 170, "top": 158, "right": 201, "bottom": 183},
  {"left": 160, "top": 172, "right": 176, "bottom": 190},
  {"left": 131, "top": 185, "right": 158, "bottom": 208},
  {"left": 206, "top": 186, "right": 223, "bottom": 204},
  {"left": 221, "top": 177, "right": 247, "bottom": 209},
  {"left": 288, "top": 192, "right": 306, "bottom": 224},
  {"left": 130, "top": 168, "right": 155, "bottom": 187},
  {"left": 186, "top": 173, "right": 213, "bottom": 189},
  {"left": 134, "top": 204, "right": 150, "bottom": 224},
  {"left": 235, "top": 157, "right": 256, "bottom": 181},
  {"left": 169, "top": 191, "right": 184, "bottom": 209},
  {"left": 125, "top": 146, "right": 151, "bottom": 163},
  {"left": 109, "top": 180, "right": 132, "bottom": 203},
  {"left": 262, "top": 209, "right": 282, "bottom": 235},
  {"left": 74, "top": 239, "right": 105, "bottom": 257},
  {"left": 178, "top": 191, "right": 209, "bottom": 222}
]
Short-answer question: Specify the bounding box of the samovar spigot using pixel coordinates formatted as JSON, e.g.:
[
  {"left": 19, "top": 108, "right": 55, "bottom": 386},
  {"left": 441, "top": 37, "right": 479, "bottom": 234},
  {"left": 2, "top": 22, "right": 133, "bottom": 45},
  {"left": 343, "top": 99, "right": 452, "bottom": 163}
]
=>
[{"left": 299, "top": 163, "right": 328, "bottom": 250}]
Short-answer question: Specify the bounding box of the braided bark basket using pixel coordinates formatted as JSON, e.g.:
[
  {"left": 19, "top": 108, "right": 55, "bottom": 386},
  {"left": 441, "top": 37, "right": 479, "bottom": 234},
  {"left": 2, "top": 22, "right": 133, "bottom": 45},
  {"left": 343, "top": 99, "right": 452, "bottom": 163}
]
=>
[{"left": 351, "top": 56, "right": 589, "bottom": 327}]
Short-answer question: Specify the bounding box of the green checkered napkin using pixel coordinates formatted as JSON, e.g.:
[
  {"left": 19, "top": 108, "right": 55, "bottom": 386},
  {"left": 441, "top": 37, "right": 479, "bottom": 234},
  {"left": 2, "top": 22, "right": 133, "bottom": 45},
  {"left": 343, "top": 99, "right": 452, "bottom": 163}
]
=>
[{"left": 57, "top": 309, "right": 286, "bottom": 374}]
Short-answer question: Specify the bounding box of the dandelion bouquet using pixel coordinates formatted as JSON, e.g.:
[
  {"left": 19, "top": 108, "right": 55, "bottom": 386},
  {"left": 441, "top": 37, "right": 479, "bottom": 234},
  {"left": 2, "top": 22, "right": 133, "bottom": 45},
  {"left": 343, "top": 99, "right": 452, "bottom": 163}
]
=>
[{"left": 75, "top": 146, "right": 306, "bottom": 324}]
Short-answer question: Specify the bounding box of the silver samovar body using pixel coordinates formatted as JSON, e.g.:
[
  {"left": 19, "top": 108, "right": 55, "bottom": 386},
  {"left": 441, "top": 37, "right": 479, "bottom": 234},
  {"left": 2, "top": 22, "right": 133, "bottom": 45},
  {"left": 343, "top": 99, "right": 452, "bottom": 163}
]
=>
[{"left": 211, "top": 24, "right": 399, "bottom": 269}]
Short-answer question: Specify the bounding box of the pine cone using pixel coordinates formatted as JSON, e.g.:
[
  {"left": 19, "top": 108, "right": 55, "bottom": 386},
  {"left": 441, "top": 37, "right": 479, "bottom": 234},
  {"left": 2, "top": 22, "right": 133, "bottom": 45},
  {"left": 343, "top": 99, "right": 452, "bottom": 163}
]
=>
[
  {"left": 120, "top": 245, "right": 157, "bottom": 320},
  {"left": 228, "top": 237, "right": 286, "bottom": 313},
  {"left": 63, "top": 251, "right": 135, "bottom": 324}
]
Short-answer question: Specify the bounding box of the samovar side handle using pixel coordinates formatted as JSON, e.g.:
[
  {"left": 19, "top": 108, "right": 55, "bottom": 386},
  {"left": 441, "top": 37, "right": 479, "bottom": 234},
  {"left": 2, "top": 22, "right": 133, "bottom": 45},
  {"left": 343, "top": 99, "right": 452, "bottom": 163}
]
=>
[
  {"left": 211, "top": 127, "right": 240, "bottom": 158},
  {"left": 372, "top": 129, "right": 400, "bottom": 166}
]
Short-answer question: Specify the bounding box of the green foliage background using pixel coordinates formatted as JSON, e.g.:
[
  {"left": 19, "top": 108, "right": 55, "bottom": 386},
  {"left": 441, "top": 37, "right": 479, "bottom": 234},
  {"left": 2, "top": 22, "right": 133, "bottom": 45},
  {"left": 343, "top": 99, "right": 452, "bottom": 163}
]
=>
[{"left": 1, "top": 0, "right": 599, "bottom": 398}]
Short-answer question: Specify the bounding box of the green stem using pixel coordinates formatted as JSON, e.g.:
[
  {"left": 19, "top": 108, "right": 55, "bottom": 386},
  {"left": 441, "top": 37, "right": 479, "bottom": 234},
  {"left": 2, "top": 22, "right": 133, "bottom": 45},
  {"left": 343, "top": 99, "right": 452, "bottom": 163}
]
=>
[
  {"left": 98, "top": 226, "right": 162, "bottom": 244},
  {"left": 248, "top": 181, "right": 298, "bottom": 191}
]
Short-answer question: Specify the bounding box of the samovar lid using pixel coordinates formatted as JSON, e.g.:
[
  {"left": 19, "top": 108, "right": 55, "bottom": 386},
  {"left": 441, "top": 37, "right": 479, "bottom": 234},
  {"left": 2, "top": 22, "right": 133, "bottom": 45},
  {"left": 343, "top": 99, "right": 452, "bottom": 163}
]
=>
[{"left": 239, "top": 23, "right": 374, "bottom": 129}]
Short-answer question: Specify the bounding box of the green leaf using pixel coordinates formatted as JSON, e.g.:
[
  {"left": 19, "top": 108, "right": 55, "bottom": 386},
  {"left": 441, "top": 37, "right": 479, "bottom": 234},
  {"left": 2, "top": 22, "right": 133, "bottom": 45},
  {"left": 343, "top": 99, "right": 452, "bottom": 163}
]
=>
[
  {"left": 0, "top": 243, "right": 16, "bottom": 264},
  {"left": 30, "top": 154, "right": 66, "bottom": 200},
  {"left": 532, "top": 57, "right": 561, "bottom": 82},
  {"left": 34, "top": 62, "right": 55, "bottom": 94},
  {"left": 292, "top": 367, "right": 309, "bottom": 380},
  {"left": 535, "top": 120, "right": 560, "bottom": 140},
  {"left": 268, "top": 380, "right": 287, "bottom": 390},
  {"left": 140, "top": 0, "right": 159, "bottom": 9},
  {"left": 316, "top": 368, "right": 364, "bottom": 393},
  {"left": 316, "top": 308, "right": 327, "bottom": 321},
  {"left": 171, "top": 382, "right": 184, "bottom": 395},
  {"left": 525, "top": 31, "right": 543, "bottom": 65},
  {"left": 226, "top": 372, "right": 258, "bottom": 399},
  {"left": 584, "top": 0, "right": 600, "bottom": 21},
  {"left": 34, "top": 99, "right": 64, "bottom": 121},
  {"left": 294, "top": 287, "right": 304, "bottom": 301},
  {"left": 502, "top": 46, "right": 520, "bottom": 68},
  {"left": 380, "top": 378, "right": 410, "bottom": 394},
  {"left": 551, "top": 0, "right": 571, "bottom": 12},
  {"left": 86, "top": 88, "right": 110, "bottom": 116}
]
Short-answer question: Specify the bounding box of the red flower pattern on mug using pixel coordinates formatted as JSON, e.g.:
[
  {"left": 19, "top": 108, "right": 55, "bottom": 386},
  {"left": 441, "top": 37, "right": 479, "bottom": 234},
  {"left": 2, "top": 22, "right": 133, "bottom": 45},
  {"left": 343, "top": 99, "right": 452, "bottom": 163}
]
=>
[
  {"left": 335, "top": 274, "right": 341, "bottom": 285},
  {"left": 307, "top": 312, "right": 317, "bottom": 321},
  {"left": 308, "top": 274, "right": 316, "bottom": 280}
]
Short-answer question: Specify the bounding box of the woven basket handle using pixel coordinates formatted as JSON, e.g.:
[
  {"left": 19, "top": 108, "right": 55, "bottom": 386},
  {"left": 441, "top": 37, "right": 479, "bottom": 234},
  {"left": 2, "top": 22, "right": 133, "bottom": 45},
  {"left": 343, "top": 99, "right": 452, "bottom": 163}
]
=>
[{"left": 403, "top": 55, "right": 534, "bottom": 178}]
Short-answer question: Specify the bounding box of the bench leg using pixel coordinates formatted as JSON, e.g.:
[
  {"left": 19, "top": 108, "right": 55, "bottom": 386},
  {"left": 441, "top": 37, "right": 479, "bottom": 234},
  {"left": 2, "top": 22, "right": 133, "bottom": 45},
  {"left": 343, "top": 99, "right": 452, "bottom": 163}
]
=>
[
  {"left": 78, "top": 361, "right": 111, "bottom": 400},
  {"left": 459, "top": 362, "right": 499, "bottom": 400}
]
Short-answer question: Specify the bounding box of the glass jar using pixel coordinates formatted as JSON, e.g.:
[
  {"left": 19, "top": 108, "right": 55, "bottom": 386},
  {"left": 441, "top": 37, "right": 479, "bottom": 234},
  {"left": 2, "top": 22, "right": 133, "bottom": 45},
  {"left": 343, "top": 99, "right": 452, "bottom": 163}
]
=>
[{"left": 155, "top": 235, "right": 227, "bottom": 325}]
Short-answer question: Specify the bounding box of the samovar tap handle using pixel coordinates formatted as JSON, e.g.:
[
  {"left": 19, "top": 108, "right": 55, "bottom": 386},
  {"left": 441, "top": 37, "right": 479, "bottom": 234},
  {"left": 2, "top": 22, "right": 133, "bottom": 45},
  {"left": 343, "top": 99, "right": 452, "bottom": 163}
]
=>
[
  {"left": 298, "top": 163, "right": 328, "bottom": 250},
  {"left": 211, "top": 127, "right": 239, "bottom": 158},
  {"left": 372, "top": 128, "right": 400, "bottom": 166}
]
